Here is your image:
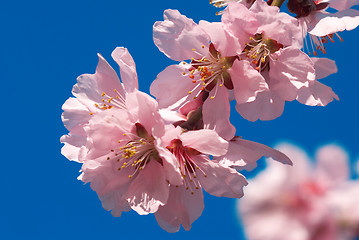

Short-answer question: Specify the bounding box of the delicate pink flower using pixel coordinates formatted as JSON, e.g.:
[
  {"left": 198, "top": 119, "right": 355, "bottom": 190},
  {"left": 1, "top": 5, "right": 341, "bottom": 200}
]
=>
[
  {"left": 223, "top": 0, "right": 337, "bottom": 121},
  {"left": 77, "top": 91, "right": 182, "bottom": 216},
  {"left": 61, "top": 48, "right": 183, "bottom": 216},
  {"left": 151, "top": 9, "right": 267, "bottom": 122},
  {"left": 288, "top": 0, "right": 359, "bottom": 55},
  {"left": 154, "top": 126, "right": 248, "bottom": 232},
  {"left": 238, "top": 143, "right": 359, "bottom": 240},
  {"left": 61, "top": 47, "right": 138, "bottom": 162}
]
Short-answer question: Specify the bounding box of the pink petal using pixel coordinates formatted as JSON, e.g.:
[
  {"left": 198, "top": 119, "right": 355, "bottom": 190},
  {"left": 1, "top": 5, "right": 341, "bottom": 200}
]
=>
[
  {"left": 198, "top": 21, "right": 242, "bottom": 56},
  {"left": 230, "top": 60, "right": 268, "bottom": 104},
  {"left": 72, "top": 53, "right": 125, "bottom": 109},
  {"left": 180, "top": 129, "right": 228, "bottom": 156},
  {"left": 125, "top": 91, "right": 165, "bottom": 138},
  {"left": 125, "top": 160, "right": 170, "bottom": 215},
  {"left": 328, "top": 0, "right": 359, "bottom": 11},
  {"left": 309, "top": 9, "right": 359, "bottom": 36},
  {"left": 61, "top": 97, "right": 91, "bottom": 131},
  {"left": 315, "top": 144, "right": 349, "bottom": 186},
  {"left": 111, "top": 47, "right": 138, "bottom": 92},
  {"left": 222, "top": 2, "right": 259, "bottom": 46},
  {"left": 202, "top": 86, "right": 236, "bottom": 141},
  {"left": 85, "top": 109, "right": 131, "bottom": 151},
  {"left": 156, "top": 144, "right": 183, "bottom": 186},
  {"left": 153, "top": 9, "right": 209, "bottom": 61},
  {"left": 250, "top": 0, "right": 301, "bottom": 46},
  {"left": 235, "top": 91, "right": 285, "bottom": 121},
  {"left": 219, "top": 138, "right": 292, "bottom": 171},
  {"left": 311, "top": 57, "right": 337, "bottom": 79},
  {"left": 155, "top": 185, "right": 204, "bottom": 232},
  {"left": 150, "top": 64, "right": 197, "bottom": 110},
  {"left": 297, "top": 80, "right": 339, "bottom": 106},
  {"left": 194, "top": 156, "right": 247, "bottom": 198},
  {"left": 80, "top": 158, "right": 133, "bottom": 217},
  {"left": 269, "top": 47, "right": 315, "bottom": 101},
  {"left": 60, "top": 130, "right": 87, "bottom": 162}
]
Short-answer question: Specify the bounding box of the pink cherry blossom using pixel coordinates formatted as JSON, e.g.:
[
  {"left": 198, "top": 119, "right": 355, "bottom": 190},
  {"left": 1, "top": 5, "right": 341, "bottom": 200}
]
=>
[
  {"left": 151, "top": 9, "right": 267, "bottom": 121},
  {"left": 238, "top": 143, "right": 359, "bottom": 240},
  {"left": 77, "top": 91, "right": 182, "bottom": 216},
  {"left": 290, "top": 0, "right": 359, "bottom": 55},
  {"left": 154, "top": 126, "right": 248, "bottom": 232},
  {"left": 222, "top": 0, "right": 338, "bottom": 121},
  {"left": 61, "top": 47, "right": 138, "bottom": 162},
  {"left": 61, "top": 48, "right": 183, "bottom": 216}
]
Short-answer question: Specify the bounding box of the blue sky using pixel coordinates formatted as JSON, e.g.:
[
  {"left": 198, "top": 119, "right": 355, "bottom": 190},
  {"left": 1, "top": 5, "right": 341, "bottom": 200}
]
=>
[{"left": 1, "top": 0, "right": 358, "bottom": 239}]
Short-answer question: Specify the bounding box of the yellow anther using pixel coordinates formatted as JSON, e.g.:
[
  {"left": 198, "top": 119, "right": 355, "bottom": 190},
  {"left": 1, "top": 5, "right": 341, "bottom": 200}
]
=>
[
  {"left": 89, "top": 112, "right": 93, "bottom": 115},
  {"left": 95, "top": 103, "right": 99, "bottom": 107},
  {"left": 118, "top": 140, "right": 121, "bottom": 143},
  {"left": 210, "top": 96, "right": 214, "bottom": 100},
  {"left": 190, "top": 70, "right": 194, "bottom": 74},
  {"left": 202, "top": 45, "right": 205, "bottom": 48},
  {"left": 192, "top": 48, "right": 196, "bottom": 51},
  {"left": 132, "top": 164, "right": 135, "bottom": 167},
  {"left": 101, "top": 92, "right": 106, "bottom": 97},
  {"left": 107, "top": 157, "right": 110, "bottom": 160},
  {"left": 142, "top": 142, "right": 146, "bottom": 145},
  {"left": 219, "top": 84, "right": 223, "bottom": 87},
  {"left": 203, "top": 82, "right": 206, "bottom": 86},
  {"left": 114, "top": 89, "right": 117, "bottom": 92},
  {"left": 188, "top": 91, "right": 192, "bottom": 94},
  {"left": 182, "top": 72, "right": 186, "bottom": 75},
  {"left": 139, "top": 167, "right": 143, "bottom": 170},
  {"left": 123, "top": 133, "right": 127, "bottom": 136},
  {"left": 128, "top": 175, "right": 132, "bottom": 178}
]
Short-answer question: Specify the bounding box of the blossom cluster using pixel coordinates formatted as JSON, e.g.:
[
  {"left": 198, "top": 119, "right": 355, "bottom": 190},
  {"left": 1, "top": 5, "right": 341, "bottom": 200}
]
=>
[
  {"left": 60, "top": 0, "right": 359, "bottom": 233},
  {"left": 239, "top": 143, "right": 359, "bottom": 240}
]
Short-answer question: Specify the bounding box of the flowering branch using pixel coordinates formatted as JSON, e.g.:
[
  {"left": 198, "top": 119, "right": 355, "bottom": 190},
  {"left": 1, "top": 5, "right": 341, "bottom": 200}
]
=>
[{"left": 271, "top": 0, "right": 286, "bottom": 8}]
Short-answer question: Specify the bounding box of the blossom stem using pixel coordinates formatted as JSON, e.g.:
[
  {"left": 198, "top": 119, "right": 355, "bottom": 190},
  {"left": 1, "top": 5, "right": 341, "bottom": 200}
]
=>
[{"left": 271, "top": 0, "right": 286, "bottom": 8}]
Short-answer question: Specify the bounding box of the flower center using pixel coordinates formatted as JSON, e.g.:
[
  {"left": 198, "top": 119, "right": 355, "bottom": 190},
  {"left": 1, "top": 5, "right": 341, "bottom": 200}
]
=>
[
  {"left": 106, "top": 123, "right": 160, "bottom": 179},
  {"left": 183, "top": 43, "right": 237, "bottom": 100},
  {"left": 89, "top": 89, "right": 127, "bottom": 115},
  {"left": 242, "top": 33, "right": 283, "bottom": 72},
  {"left": 167, "top": 139, "right": 207, "bottom": 195}
]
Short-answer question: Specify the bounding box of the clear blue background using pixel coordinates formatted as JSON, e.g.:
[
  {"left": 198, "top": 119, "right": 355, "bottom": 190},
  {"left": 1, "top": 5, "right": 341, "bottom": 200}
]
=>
[{"left": 1, "top": 0, "right": 358, "bottom": 239}]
